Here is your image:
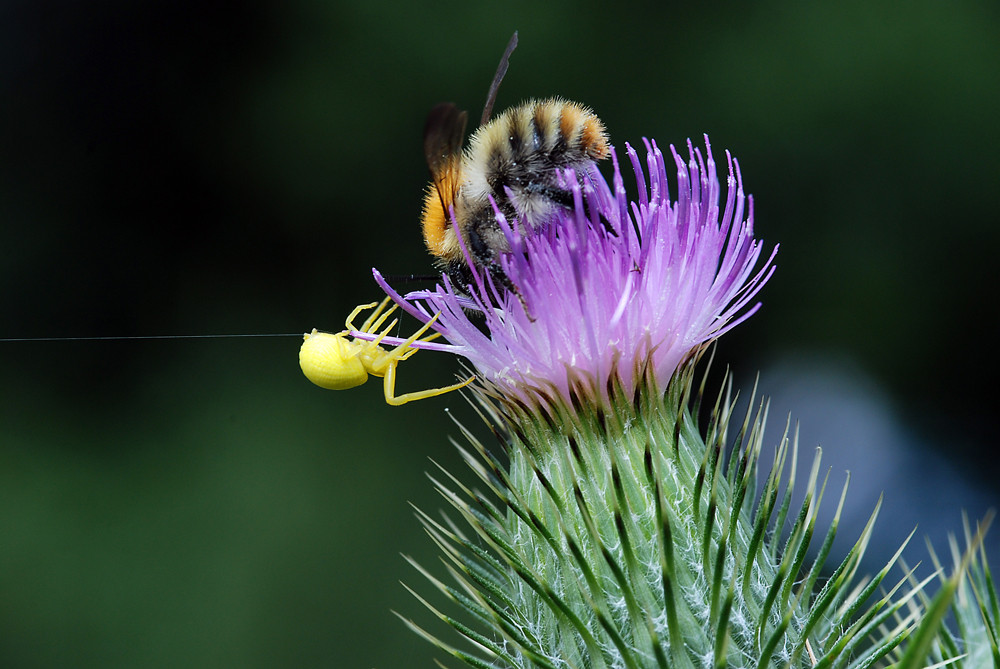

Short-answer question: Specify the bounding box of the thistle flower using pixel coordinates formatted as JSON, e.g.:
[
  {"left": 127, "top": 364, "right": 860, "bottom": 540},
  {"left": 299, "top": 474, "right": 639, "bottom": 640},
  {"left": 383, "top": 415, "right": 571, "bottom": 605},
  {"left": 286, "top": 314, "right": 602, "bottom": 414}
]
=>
[
  {"left": 369, "top": 137, "right": 948, "bottom": 668},
  {"left": 375, "top": 136, "right": 777, "bottom": 414}
]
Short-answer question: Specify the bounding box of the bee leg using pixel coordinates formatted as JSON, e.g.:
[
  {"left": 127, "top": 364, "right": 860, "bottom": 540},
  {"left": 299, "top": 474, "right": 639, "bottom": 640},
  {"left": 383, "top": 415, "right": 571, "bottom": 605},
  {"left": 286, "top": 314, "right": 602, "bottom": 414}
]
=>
[
  {"left": 485, "top": 262, "right": 536, "bottom": 323},
  {"left": 453, "top": 227, "right": 520, "bottom": 302},
  {"left": 526, "top": 182, "right": 618, "bottom": 238},
  {"left": 445, "top": 255, "right": 534, "bottom": 322},
  {"left": 446, "top": 261, "right": 477, "bottom": 295}
]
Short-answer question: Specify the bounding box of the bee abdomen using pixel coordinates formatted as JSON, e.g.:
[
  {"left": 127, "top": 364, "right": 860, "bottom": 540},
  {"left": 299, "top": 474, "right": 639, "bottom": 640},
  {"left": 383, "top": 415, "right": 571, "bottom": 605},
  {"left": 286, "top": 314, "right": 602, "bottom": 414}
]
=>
[
  {"left": 458, "top": 98, "right": 611, "bottom": 260},
  {"left": 469, "top": 99, "right": 609, "bottom": 192},
  {"left": 509, "top": 99, "right": 609, "bottom": 168}
]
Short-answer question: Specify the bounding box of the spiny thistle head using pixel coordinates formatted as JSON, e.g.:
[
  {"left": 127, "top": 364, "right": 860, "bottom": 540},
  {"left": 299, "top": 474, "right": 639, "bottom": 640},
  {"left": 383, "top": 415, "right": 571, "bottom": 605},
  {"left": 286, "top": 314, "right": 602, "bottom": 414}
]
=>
[
  {"left": 375, "top": 137, "right": 777, "bottom": 416},
  {"left": 369, "top": 136, "right": 937, "bottom": 668},
  {"left": 333, "top": 131, "right": 977, "bottom": 668},
  {"left": 399, "top": 370, "right": 928, "bottom": 668}
]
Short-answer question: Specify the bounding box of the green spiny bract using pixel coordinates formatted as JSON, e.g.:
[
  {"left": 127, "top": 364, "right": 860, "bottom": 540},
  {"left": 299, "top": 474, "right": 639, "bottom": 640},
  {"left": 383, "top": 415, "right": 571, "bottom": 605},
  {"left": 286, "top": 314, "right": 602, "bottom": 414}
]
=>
[
  {"left": 891, "top": 516, "right": 998, "bottom": 669},
  {"left": 400, "top": 363, "right": 922, "bottom": 668}
]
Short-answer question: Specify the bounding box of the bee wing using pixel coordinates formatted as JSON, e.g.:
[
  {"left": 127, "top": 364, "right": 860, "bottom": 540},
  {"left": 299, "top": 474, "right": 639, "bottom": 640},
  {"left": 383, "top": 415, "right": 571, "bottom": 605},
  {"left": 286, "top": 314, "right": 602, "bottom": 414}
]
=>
[{"left": 423, "top": 102, "right": 467, "bottom": 217}]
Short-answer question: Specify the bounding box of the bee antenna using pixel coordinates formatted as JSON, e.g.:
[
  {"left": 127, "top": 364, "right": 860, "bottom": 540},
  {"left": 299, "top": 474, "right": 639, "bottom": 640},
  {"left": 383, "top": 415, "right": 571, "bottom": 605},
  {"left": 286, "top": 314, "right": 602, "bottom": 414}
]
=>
[
  {"left": 381, "top": 273, "right": 442, "bottom": 284},
  {"left": 480, "top": 31, "right": 518, "bottom": 126}
]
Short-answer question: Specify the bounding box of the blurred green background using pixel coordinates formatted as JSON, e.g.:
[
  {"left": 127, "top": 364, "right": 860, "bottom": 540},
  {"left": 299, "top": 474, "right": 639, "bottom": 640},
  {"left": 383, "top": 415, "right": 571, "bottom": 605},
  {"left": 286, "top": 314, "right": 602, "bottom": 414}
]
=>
[{"left": 1, "top": 0, "right": 998, "bottom": 666}]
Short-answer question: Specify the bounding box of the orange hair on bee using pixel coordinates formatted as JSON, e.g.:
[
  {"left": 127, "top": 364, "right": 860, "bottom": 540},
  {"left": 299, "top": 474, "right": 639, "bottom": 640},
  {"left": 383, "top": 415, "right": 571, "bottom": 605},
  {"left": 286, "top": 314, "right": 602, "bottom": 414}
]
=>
[{"left": 421, "top": 157, "right": 462, "bottom": 260}]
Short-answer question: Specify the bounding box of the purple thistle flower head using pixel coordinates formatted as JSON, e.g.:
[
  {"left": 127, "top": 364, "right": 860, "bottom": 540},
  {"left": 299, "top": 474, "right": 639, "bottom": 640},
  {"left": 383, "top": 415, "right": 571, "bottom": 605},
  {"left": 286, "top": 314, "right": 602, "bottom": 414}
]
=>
[{"left": 375, "top": 136, "right": 777, "bottom": 412}]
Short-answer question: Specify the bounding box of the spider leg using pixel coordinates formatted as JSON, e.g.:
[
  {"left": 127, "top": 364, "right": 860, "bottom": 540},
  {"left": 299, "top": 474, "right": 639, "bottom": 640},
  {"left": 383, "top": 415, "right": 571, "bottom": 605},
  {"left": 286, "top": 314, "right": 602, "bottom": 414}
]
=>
[
  {"left": 387, "top": 311, "right": 443, "bottom": 356},
  {"left": 345, "top": 301, "right": 380, "bottom": 331},
  {"left": 369, "top": 318, "right": 400, "bottom": 349},
  {"left": 381, "top": 357, "right": 475, "bottom": 406},
  {"left": 376, "top": 311, "right": 447, "bottom": 367},
  {"left": 363, "top": 298, "right": 398, "bottom": 335}
]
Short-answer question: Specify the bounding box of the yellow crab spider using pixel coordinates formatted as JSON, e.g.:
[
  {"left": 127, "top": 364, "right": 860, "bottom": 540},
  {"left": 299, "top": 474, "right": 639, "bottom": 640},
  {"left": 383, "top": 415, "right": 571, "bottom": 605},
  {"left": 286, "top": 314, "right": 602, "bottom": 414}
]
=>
[{"left": 299, "top": 297, "right": 473, "bottom": 406}]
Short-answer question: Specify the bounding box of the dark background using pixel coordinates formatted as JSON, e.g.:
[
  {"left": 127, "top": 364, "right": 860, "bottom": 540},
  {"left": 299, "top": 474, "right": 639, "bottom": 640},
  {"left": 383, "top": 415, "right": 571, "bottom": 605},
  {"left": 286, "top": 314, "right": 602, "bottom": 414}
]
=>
[{"left": 1, "top": 1, "right": 998, "bottom": 666}]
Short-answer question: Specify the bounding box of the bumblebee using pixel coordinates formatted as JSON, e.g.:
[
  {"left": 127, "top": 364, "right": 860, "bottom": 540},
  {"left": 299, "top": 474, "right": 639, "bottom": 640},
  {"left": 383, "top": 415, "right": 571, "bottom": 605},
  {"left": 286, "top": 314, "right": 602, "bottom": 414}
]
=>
[{"left": 421, "top": 33, "right": 611, "bottom": 291}]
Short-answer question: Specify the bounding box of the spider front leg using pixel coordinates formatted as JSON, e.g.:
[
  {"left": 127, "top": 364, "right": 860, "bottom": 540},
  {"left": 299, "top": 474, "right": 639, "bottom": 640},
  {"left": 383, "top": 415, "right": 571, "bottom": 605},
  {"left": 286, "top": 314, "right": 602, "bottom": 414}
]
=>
[
  {"left": 347, "top": 297, "right": 395, "bottom": 334},
  {"left": 381, "top": 354, "right": 474, "bottom": 406},
  {"left": 374, "top": 310, "right": 474, "bottom": 405}
]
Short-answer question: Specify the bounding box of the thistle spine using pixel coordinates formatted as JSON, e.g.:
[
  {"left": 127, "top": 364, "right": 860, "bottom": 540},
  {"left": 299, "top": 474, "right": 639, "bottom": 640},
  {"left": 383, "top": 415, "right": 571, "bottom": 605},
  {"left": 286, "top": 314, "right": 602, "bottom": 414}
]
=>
[{"left": 402, "top": 369, "right": 919, "bottom": 668}]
